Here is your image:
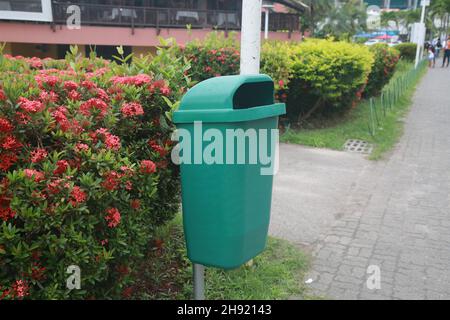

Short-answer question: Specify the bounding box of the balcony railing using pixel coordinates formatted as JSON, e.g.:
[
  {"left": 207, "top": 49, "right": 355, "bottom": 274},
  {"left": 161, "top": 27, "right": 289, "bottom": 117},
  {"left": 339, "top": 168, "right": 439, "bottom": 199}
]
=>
[{"left": 51, "top": 2, "right": 299, "bottom": 33}]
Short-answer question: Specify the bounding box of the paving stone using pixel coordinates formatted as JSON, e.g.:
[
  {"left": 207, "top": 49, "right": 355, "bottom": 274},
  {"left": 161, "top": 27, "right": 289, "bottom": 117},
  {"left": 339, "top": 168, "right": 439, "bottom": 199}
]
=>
[{"left": 272, "top": 69, "right": 450, "bottom": 300}]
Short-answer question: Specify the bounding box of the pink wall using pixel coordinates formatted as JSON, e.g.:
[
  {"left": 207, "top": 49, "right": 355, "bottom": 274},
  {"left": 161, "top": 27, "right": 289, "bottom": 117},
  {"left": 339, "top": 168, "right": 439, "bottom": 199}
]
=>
[{"left": 0, "top": 22, "right": 302, "bottom": 47}]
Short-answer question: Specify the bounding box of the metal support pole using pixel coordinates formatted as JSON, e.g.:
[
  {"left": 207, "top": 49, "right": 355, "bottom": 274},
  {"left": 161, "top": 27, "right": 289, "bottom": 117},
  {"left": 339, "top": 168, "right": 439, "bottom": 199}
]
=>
[
  {"left": 193, "top": 264, "right": 205, "bottom": 300},
  {"left": 415, "top": 1, "right": 428, "bottom": 68},
  {"left": 240, "top": 0, "right": 263, "bottom": 75}
]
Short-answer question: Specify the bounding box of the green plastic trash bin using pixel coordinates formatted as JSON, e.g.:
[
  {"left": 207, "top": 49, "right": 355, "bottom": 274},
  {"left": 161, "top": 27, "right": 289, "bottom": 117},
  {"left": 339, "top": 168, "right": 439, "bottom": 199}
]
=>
[{"left": 173, "top": 75, "right": 286, "bottom": 269}]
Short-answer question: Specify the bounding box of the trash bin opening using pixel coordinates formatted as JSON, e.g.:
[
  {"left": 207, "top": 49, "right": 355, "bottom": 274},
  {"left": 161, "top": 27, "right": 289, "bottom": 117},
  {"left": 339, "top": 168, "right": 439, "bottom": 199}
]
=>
[{"left": 233, "top": 81, "right": 274, "bottom": 110}]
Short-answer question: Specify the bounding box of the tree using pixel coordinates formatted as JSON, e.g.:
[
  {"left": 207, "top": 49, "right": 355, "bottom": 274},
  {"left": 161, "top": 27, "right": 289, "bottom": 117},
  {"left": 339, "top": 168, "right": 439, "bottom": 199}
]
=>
[
  {"left": 430, "top": 0, "right": 450, "bottom": 39},
  {"left": 299, "top": 0, "right": 335, "bottom": 35},
  {"left": 316, "top": 0, "right": 368, "bottom": 39}
]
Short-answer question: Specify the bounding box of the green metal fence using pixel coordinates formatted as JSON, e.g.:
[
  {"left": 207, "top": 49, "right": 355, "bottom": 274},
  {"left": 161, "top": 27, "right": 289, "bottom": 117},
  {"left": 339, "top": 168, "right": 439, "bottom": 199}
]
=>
[{"left": 367, "top": 60, "right": 427, "bottom": 137}]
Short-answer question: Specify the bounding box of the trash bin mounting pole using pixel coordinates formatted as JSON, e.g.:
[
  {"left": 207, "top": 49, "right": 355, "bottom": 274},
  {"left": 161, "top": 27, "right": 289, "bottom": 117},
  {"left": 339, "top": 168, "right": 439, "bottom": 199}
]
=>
[
  {"left": 192, "top": 0, "right": 263, "bottom": 301},
  {"left": 193, "top": 264, "right": 205, "bottom": 300}
]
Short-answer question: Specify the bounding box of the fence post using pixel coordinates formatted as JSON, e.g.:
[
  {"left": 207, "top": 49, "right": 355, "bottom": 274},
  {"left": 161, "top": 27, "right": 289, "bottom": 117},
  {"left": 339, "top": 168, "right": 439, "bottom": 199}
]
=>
[{"left": 369, "top": 98, "right": 376, "bottom": 136}]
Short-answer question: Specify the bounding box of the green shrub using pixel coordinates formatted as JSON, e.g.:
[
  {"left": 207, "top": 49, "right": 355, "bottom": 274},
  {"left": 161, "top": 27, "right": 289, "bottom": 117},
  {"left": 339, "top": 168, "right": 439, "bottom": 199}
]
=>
[
  {"left": 394, "top": 43, "right": 417, "bottom": 61},
  {"left": 0, "top": 45, "right": 187, "bottom": 299},
  {"left": 286, "top": 39, "right": 374, "bottom": 122},
  {"left": 364, "top": 44, "right": 400, "bottom": 97}
]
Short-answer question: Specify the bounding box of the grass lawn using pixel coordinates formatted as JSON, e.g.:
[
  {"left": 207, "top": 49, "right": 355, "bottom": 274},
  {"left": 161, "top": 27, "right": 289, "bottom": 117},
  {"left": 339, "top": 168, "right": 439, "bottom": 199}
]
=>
[
  {"left": 131, "top": 215, "right": 310, "bottom": 300},
  {"left": 281, "top": 61, "right": 428, "bottom": 160}
]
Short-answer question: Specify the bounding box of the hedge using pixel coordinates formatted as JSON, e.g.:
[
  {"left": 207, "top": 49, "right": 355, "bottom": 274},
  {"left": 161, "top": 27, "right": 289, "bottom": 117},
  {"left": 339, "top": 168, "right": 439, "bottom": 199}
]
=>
[
  {"left": 0, "top": 45, "right": 186, "bottom": 299},
  {"left": 183, "top": 35, "right": 378, "bottom": 121},
  {"left": 395, "top": 43, "right": 417, "bottom": 61},
  {"left": 285, "top": 39, "right": 374, "bottom": 122}
]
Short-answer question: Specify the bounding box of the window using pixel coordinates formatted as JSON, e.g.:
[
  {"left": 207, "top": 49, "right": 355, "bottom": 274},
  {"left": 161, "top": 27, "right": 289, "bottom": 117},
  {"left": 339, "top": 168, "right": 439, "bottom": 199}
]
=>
[{"left": 0, "top": 0, "right": 52, "bottom": 22}]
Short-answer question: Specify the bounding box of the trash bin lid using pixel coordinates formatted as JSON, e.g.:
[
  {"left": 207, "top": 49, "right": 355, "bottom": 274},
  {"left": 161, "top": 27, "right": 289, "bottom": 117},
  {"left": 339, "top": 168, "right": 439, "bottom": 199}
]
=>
[{"left": 173, "top": 74, "right": 286, "bottom": 124}]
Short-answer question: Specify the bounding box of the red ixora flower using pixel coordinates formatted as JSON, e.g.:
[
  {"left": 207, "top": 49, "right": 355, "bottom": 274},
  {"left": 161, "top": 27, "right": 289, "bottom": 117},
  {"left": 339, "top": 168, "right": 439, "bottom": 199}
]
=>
[
  {"left": 101, "top": 171, "right": 121, "bottom": 191},
  {"left": 30, "top": 148, "right": 47, "bottom": 163},
  {"left": 35, "top": 74, "right": 59, "bottom": 88},
  {"left": 148, "top": 79, "right": 171, "bottom": 96},
  {"left": 94, "top": 128, "right": 121, "bottom": 151},
  {"left": 140, "top": 160, "right": 156, "bottom": 174},
  {"left": 81, "top": 80, "right": 97, "bottom": 90},
  {"left": 121, "top": 102, "right": 144, "bottom": 118},
  {"left": 0, "top": 88, "right": 7, "bottom": 101},
  {"left": 54, "top": 160, "right": 69, "bottom": 175},
  {"left": 39, "top": 91, "right": 59, "bottom": 104},
  {"left": 0, "top": 193, "right": 15, "bottom": 222},
  {"left": 12, "top": 280, "right": 29, "bottom": 298},
  {"left": 70, "top": 186, "right": 87, "bottom": 206},
  {"left": 0, "top": 118, "right": 13, "bottom": 133},
  {"left": 68, "top": 90, "right": 81, "bottom": 101},
  {"left": 18, "top": 97, "right": 44, "bottom": 114},
  {"left": 0, "top": 154, "right": 17, "bottom": 172},
  {"left": 51, "top": 106, "right": 71, "bottom": 132},
  {"left": 80, "top": 98, "right": 109, "bottom": 118},
  {"left": 24, "top": 169, "right": 45, "bottom": 182},
  {"left": 0, "top": 206, "right": 15, "bottom": 222},
  {"left": 28, "top": 57, "right": 43, "bottom": 69},
  {"left": 96, "top": 88, "right": 110, "bottom": 102},
  {"left": 30, "top": 263, "right": 46, "bottom": 281},
  {"left": 47, "top": 178, "right": 63, "bottom": 195},
  {"left": 105, "top": 208, "right": 121, "bottom": 228},
  {"left": 15, "top": 112, "right": 31, "bottom": 125},
  {"left": 74, "top": 143, "right": 89, "bottom": 153},
  {"left": 0, "top": 184, "right": 16, "bottom": 222},
  {"left": 148, "top": 140, "right": 168, "bottom": 157},
  {"left": 111, "top": 74, "right": 152, "bottom": 86},
  {"left": 63, "top": 81, "right": 78, "bottom": 91},
  {"left": 105, "top": 133, "right": 121, "bottom": 150},
  {"left": 130, "top": 199, "right": 140, "bottom": 210},
  {"left": 1, "top": 135, "right": 22, "bottom": 151},
  {"left": 122, "top": 287, "right": 133, "bottom": 299}
]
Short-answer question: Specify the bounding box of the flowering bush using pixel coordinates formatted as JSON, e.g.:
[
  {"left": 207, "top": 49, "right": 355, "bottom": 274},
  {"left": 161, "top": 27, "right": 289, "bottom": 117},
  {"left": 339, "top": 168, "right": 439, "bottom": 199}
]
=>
[
  {"left": 364, "top": 44, "right": 400, "bottom": 97},
  {"left": 261, "top": 41, "right": 298, "bottom": 103},
  {"left": 0, "top": 45, "right": 187, "bottom": 299},
  {"left": 178, "top": 32, "right": 240, "bottom": 83},
  {"left": 183, "top": 46, "right": 240, "bottom": 83}
]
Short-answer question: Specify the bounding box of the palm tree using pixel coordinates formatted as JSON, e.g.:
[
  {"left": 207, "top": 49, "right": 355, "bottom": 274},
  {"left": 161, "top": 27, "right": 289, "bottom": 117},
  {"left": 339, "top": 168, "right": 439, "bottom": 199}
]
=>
[
  {"left": 299, "top": 0, "right": 334, "bottom": 35},
  {"left": 316, "top": 0, "right": 368, "bottom": 39},
  {"left": 430, "top": 0, "right": 450, "bottom": 39}
]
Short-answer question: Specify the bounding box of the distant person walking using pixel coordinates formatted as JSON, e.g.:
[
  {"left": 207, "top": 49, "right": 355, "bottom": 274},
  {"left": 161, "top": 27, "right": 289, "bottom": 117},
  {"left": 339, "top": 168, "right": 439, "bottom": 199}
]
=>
[
  {"left": 442, "top": 37, "right": 450, "bottom": 68},
  {"left": 436, "top": 39, "right": 442, "bottom": 59},
  {"left": 428, "top": 46, "right": 436, "bottom": 68}
]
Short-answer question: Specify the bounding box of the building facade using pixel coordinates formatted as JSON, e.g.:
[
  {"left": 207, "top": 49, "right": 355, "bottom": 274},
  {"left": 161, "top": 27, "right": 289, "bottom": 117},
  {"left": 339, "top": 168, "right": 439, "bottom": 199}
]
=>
[{"left": 0, "top": 0, "right": 304, "bottom": 59}]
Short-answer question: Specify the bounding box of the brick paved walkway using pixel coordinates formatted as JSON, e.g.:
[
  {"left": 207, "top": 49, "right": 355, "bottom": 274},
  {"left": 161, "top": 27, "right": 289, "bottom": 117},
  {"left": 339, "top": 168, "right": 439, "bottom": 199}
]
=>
[{"left": 271, "top": 67, "right": 450, "bottom": 299}]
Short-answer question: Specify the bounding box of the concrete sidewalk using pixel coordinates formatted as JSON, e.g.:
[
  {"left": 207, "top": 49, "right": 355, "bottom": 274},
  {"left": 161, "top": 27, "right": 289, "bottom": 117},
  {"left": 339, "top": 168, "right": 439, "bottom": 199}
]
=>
[{"left": 270, "top": 67, "right": 450, "bottom": 299}]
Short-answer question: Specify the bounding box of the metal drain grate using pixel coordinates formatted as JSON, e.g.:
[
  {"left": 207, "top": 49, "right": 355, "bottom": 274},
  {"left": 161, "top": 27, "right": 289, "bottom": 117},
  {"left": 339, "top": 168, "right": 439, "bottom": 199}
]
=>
[{"left": 344, "top": 139, "right": 373, "bottom": 154}]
